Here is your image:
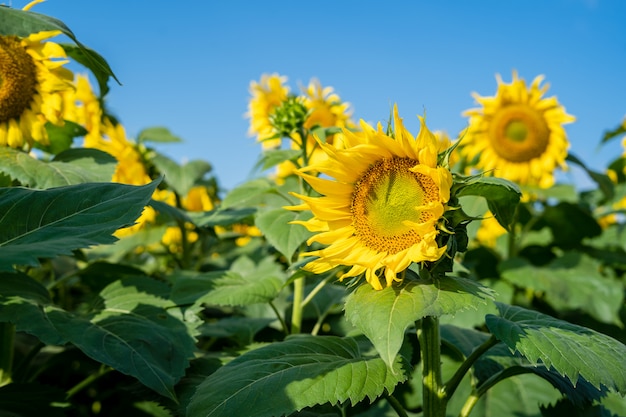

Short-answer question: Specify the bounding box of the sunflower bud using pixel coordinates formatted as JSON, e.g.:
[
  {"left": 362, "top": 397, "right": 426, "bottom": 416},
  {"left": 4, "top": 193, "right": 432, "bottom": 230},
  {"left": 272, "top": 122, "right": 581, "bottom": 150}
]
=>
[{"left": 269, "top": 95, "right": 309, "bottom": 137}]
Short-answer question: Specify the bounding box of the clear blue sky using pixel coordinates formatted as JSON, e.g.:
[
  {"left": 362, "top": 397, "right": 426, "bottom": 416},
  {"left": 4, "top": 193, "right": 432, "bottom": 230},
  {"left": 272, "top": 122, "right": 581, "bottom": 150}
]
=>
[{"left": 18, "top": 0, "right": 626, "bottom": 191}]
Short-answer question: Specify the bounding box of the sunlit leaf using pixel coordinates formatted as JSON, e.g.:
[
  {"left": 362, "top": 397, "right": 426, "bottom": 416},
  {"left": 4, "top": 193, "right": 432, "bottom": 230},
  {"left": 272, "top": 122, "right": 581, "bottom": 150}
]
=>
[
  {"left": 170, "top": 257, "right": 285, "bottom": 307},
  {"left": 0, "top": 147, "right": 117, "bottom": 188},
  {"left": 486, "top": 303, "right": 626, "bottom": 394},
  {"left": 344, "top": 275, "right": 494, "bottom": 368},
  {"left": 255, "top": 208, "right": 314, "bottom": 261},
  {"left": 185, "top": 335, "right": 409, "bottom": 417},
  {"left": 221, "top": 178, "right": 275, "bottom": 208},
  {"left": 151, "top": 153, "right": 212, "bottom": 197},
  {"left": 0, "top": 179, "right": 160, "bottom": 270}
]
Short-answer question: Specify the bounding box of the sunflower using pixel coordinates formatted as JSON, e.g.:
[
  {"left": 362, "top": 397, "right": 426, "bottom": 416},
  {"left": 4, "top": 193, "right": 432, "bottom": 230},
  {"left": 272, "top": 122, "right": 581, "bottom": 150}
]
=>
[
  {"left": 0, "top": 30, "right": 74, "bottom": 149},
  {"left": 274, "top": 79, "right": 355, "bottom": 183},
  {"left": 460, "top": 71, "right": 575, "bottom": 188},
  {"left": 290, "top": 105, "right": 453, "bottom": 290},
  {"left": 247, "top": 73, "right": 289, "bottom": 149}
]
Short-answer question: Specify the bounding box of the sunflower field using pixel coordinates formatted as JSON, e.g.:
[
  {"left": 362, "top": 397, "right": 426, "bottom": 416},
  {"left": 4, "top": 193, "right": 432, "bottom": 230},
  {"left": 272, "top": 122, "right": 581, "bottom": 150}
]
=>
[{"left": 0, "top": 4, "right": 625, "bottom": 417}]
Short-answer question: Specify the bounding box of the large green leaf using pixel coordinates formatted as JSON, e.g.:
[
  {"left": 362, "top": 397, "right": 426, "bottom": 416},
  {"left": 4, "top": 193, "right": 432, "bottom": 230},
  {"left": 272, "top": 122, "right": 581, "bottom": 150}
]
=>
[
  {"left": 344, "top": 275, "right": 494, "bottom": 369},
  {"left": 0, "top": 271, "right": 65, "bottom": 345},
  {"left": 255, "top": 208, "right": 314, "bottom": 261},
  {"left": 151, "top": 153, "right": 212, "bottom": 197},
  {"left": 440, "top": 325, "right": 607, "bottom": 407},
  {"left": 185, "top": 335, "right": 409, "bottom": 417},
  {"left": 47, "top": 277, "right": 196, "bottom": 400},
  {"left": 455, "top": 176, "right": 521, "bottom": 231},
  {"left": 0, "top": 179, "right": 160, "bottom": 271},
  {"left": 0, "top": 147, "right": 117, "bottom": 188},
  {"left": 0, "top": 6, "right": 119, "bottom": 88},
  {"left": 169, "top": 256, "right": 285, "bottom": 307},
  {"left": 499, "top": 252, "right": 624, "bottom": 325},
  {"left": 485, "top": 303, "right": 626, "bottom": 394}
]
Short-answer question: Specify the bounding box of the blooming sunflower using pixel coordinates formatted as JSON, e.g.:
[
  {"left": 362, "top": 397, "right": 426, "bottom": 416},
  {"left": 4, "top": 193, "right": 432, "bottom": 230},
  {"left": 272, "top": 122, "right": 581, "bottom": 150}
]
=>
[
  {"left": 290, "top": 105, "right": 453, "bottom": 290},
  {"left": 460, "top": 71, "right": 575, "bottom": 188},
  {"left": 247, "top": 73, "right": 290, "bottom": 149},
  {"left": 0, "top": 30, "right": 74, "bottom": 149}
]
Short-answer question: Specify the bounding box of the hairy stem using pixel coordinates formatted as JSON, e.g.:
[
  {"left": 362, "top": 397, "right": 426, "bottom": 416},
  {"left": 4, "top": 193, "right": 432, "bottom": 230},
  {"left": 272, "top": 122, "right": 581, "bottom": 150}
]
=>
[{"left": 419, "top": 316, "right": 446, "bottom": 417}]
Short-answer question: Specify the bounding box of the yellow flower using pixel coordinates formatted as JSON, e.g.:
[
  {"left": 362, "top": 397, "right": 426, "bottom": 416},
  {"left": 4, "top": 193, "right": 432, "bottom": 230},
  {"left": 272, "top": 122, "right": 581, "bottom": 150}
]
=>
[
  {"left": 290, "top": 105, "right": 453, "bottom": 290},
  {"left": 460, "top": 71, "right": 575, "bottom": 188},
  {"left": 434, "top": 130, "right": 460, "bottom": 170},
  {"left": 247, "top": 73, "right": 289, "bottom": 149},
  {"left": 183, "top": 186, "right": 215, "bottom": 212},
  {"left": 0, "top": 30, "right": 74, "bottom": 149},
  {"left": 63, "top": 74, "right": 103, "bottom": 142},
  {"left": 475, "top": 211, "right": 507, "bottom": 247}
]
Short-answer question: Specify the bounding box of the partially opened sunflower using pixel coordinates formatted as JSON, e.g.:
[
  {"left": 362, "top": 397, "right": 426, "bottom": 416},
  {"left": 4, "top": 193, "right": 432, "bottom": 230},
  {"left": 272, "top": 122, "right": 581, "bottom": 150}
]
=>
[
  {"left": 460, "top": 71, "right": 574, "bottom": 188},
  {"left": 290, "top": 105, "right": 453, "bottom": 290}
]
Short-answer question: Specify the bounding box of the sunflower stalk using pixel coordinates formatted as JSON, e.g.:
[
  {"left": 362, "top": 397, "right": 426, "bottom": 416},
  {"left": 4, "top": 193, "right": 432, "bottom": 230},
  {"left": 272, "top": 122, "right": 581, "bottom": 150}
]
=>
[
  {"left": 419, "top": 315, "right": 446, "bottom": 417},
  {"left": 290, "top": 125, "right": 313, "bottom": 334}
]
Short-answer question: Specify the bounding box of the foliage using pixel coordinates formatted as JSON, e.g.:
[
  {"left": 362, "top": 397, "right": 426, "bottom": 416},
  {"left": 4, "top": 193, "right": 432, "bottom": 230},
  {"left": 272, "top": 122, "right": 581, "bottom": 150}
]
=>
[{"left": 0, "top": 5, "right": 624, "bottom": 417}]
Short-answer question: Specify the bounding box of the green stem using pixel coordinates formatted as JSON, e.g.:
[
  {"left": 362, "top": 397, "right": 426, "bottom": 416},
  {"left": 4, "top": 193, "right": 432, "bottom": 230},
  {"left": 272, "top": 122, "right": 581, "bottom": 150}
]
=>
[
  {"left": 290, "top": 276, "right": 305, "bottom": 333},
  {"left": 66, "top": 365, "right": 112, "bottom": 399},
  {"left": 269, "top": 300, "right": 289, "bottom": 335},
  {"left": 386, "top": 393, "right": 409, "bottom": 417},
  {"left": 443, "top": 335, "right": 498, "bottom": 400},
  {"left": 301, "top": 276, "right": 331, "bottom": 308},
  {"left": 458, "top": 367, "right": 533, "bottom": 417},
  {"left": 419, "top": 316, "right": 446, "bottom": 417},
  {"left": 0, "top": 323, "right": 14, "bottom": 387}
]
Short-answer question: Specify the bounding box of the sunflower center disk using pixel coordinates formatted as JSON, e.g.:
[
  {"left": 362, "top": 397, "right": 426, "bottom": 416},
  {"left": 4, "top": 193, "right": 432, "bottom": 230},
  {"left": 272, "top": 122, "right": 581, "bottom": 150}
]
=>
[
  {"left": 351, "top": 157, "right": 437, "bottom": 254},
  {"left": 0, "top": 36, "right": 38, "bottom": 123},
  {"left": 488, "top": 104, "right": 550, "bottom": 162}
]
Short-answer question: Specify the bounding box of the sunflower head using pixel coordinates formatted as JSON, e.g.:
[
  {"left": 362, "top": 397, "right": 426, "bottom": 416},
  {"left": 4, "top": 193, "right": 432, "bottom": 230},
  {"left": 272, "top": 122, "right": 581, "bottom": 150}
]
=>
[
  {"left": 269, "top": 95, "right": 309, "bottom": 138},
  {"left": 246, "top": 73, "right": 290, "bottom": 149},
  {"left": 460, "top": 71, "right": 575, "bottom": 188},
  {"left": 0, "top": 31, "right": 74, "bottom": 149},
  {"left": 289, "top": 105, "right": 453, "bottom": 290}
]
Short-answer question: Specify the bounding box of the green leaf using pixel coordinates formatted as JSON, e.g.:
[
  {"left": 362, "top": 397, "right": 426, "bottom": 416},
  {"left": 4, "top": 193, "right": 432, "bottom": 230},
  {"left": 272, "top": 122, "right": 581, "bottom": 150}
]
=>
[
  {"left": 221, "top": 178, "right": 275, "bottom": 208},
  {"left": 185, "top": 335, "right": 409, "bottom": 417},
  {"left": 151, "top": 153, "right": 212, "bottom": 196},
  {"left": 0, "top": 6, "right": 119, "bottom": 87},
  {"left": 137, "top": 127, "right": 183, "bottom": 143},
  {"left": 189, "top": 207, "right": 256, "bottom": 228},
  {"left": 0, "top": 271, "right": 65, "bottom": 345},
  {"left": 455, "top": 176, "right": 521, "bottom": 231},
  {"left": 472, "top": 374, "right": 562, "bottom": 417},
  {"left": 255, "top": 149, "right": 301, "bottom": 171},
  {"left": 255, "top": 208, "right": 314, "bottom": 261},
  {"left": 539, "top": 202, "right": 602, "bottom": 248},
  {"left": 440, "top": 325, "right": 608, "bottom": 407},
  {"left": 0, "top": 179, "right": 160, "bottom": 271},
  {"left": 567, "top": 153, "right": 614, "bottom": 201},
  {"left": 170, "top": 256, "right": 285, "bottom": 307},
  {"left": 485, "top": 303, "right": 626, "bottom": 394},
  {"left": 199, "top": 317, "right": 275, "bottom": 346},
  {"left": 61, "top": 44, "right": 113, "bottom": 97},
  {"left": 0, "top": 147, "right": 117, "bottom": 188},
  {"left": 36, "top": 120, "right": 88, "bottom": 154},
  {"left": 499, "top": 252, "right": 624, "bottom": 325},
  {"left": 600, "top": 121, "right": 626, "bottom": 146},
  {"left": 344, "top": 275, "right": 494, "bottom": 368}
]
